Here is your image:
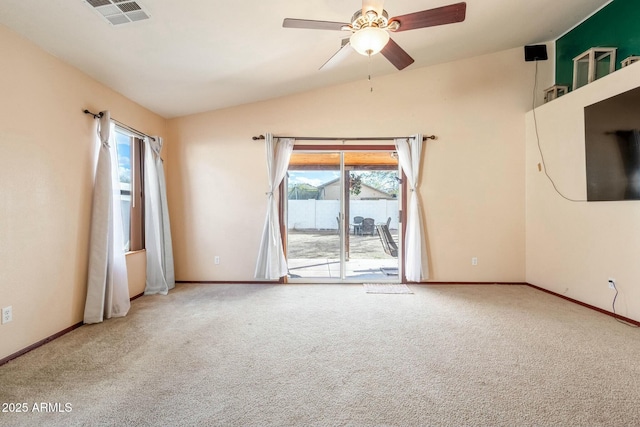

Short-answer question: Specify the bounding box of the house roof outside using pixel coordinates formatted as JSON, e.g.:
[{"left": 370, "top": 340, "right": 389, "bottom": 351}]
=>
[{"left": 318, "top": 178, "right": 395, "bottom": 200}]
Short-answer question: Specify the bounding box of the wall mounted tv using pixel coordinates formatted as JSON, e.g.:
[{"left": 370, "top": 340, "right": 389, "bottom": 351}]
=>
[{"left": 585, "top": 86, "right": 640, "bottom": 201}]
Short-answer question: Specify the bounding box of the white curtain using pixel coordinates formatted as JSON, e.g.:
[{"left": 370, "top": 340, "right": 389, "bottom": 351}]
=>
[
  {"left": 84, "top": 111, "right": 131, "bottom": 324},
  {"left": 255, "top": 134, "right": 295, "bottom": 279},
  {"left": 143, "top": 136, "right": 175, "bottom": 295},
  {"left": 395, "top": 134, "right": 428, "bottom": 282}
]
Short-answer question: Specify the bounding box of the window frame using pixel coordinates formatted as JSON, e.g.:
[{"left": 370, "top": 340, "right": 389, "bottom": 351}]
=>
[{"left": 114, "top": 126, "right": 145, "bottom": 252}]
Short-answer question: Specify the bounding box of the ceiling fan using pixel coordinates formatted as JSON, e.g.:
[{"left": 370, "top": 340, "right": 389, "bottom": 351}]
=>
[{"left": 283, "top": 1, "right": 467, "bottom": 70}]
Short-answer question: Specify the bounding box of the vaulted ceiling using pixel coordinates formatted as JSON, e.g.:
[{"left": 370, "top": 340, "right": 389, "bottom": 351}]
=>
[{"left": 0, "top": 0, "right": 611, "bottom": 118}]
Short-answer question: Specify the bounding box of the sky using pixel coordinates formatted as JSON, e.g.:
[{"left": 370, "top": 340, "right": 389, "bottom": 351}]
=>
[
  {"left": 288, "top": 170, "right": 339, "bottom": 187},
  {"left": 115, "top": 131, "right": 131, "bottom": 184}
]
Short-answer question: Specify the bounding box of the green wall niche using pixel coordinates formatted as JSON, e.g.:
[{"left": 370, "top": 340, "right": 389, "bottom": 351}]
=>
[{"left": 556, "top": 0, "right": 640, "bottom": 90}]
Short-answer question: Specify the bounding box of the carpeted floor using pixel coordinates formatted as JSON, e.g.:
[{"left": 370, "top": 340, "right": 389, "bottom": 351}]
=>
[
  {"left": 363, "top": 283, "right": 413, "bottom": 294},
  {"left": 1, "top": 283, "right": 640, "bottom": 426}
]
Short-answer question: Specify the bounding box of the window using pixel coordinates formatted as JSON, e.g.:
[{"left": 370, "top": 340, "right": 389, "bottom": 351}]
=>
[{"left": 115, "top": 128, "right": 144, "bottom": 251}]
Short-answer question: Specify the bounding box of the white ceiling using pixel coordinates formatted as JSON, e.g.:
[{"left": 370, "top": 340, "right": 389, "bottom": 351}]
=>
[{"left": 0, "top": 0, "right": 611, "bottom": 118}]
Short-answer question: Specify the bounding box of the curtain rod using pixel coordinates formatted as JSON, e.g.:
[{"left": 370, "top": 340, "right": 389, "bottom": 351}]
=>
[
  {"left": 251, "top": 134, "right": 436, "bottom": 142},
  {"left": 83, "top": 109, "right": 155, "bottom": 141}
]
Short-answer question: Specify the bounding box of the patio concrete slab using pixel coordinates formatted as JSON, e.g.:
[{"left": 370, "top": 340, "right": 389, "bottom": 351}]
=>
[{"left": 287, "top": 257, "right": 399, "bottom": 281}]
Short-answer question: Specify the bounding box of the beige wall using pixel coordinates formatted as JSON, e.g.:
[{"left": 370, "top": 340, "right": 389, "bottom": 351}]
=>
[
  {"left": 0, "top": 25, "right": 165, "bottom": 360},
  {"left": 167, "top": 46, "right": 548, "bottom": 283},
  {"left": 526, "top": 62, "right": 640, "bottom": 322}
]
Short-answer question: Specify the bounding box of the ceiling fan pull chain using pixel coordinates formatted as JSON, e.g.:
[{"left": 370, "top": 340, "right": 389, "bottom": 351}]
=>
[{"left": 368, "top": 53, "right": 374, "bottom": 93}]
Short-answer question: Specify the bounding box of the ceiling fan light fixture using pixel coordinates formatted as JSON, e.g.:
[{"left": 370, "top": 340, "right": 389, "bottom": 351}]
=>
[{"left": 350, "top": 26, "right": 390, "bottom": 56}]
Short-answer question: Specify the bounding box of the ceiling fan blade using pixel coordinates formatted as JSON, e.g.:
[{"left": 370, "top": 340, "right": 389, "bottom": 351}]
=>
[
  {"left": 362, "top": 0, "right": 384, "bottom": 16},
  {"left": 389, "top": 2, "right": 466, "bottom": 32},
  {"left": 319, "top": 38, "right": 352, "bottom": 70},
  {"left": 283, "top": 18, "right": 349, "bottom": 31},
  {"left": 380, "top": 38, "right": 414, "bottom": 70}
]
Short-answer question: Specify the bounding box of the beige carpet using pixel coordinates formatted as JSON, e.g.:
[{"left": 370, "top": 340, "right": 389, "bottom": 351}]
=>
[{"left": 1, "top": 283, "right": 640, "bottom": 426}]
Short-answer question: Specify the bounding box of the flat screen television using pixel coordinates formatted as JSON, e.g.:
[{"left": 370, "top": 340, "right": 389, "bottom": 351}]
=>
[{"left": 584, "top": 86, "right": 640, "bottom": 201}]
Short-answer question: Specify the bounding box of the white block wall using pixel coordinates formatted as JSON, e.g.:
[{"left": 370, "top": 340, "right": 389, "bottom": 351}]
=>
[{"left": 288, "top": 200, "right": 399, "bottom": 230}]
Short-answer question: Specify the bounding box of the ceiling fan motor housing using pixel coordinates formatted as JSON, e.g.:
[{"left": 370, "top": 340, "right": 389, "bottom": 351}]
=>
[{"left": 350, "top": 9, "right": 390, "bottom": 30}]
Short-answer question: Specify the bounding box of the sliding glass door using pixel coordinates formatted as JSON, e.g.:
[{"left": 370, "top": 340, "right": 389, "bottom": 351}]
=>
[
  {"left": 286, "top": 152, "right": 343, "bottom": 280},
  {"left": 285, "top": 149, "right": 401, "bottom": 283},
  {"left": 345, "top": 164, "right": 400, "bottom": 280}
]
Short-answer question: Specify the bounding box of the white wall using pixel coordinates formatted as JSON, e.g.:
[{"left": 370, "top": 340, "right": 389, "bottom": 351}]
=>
[
  {"left": 288, "top": 200, "right": 399, "bottom": 230},
  {"left": 526, "top": 61, "right": 640, "bottom": 322}
]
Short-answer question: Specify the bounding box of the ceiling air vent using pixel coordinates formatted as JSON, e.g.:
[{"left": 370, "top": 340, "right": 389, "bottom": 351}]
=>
[{"left": 84, "top": 0, "right": 150, "bottom": 26}]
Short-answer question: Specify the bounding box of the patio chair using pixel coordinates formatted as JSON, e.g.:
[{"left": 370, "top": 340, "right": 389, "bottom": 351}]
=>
[
  {"left": 352, "top": 216, "right": 364, "bottom": 235},
  {"left": 361, "top": 218, "right": 375, "bottom": 236},
  {"left": 376, "top": 224, "right": 398, "bottom": 258}
]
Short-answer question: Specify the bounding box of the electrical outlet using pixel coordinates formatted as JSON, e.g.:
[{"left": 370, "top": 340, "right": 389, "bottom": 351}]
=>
[
  {"left": 214, "top": 256, "right": 220, "bottom": 265},
  {"left": 608, "top": 278, "right": 616, "bottom": 289},
  {"left": 2, "top": 306, "right": 12, "bottom": 324},
  {"left": 471, "top": 257, "right": 478, "bottom": 266}
]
